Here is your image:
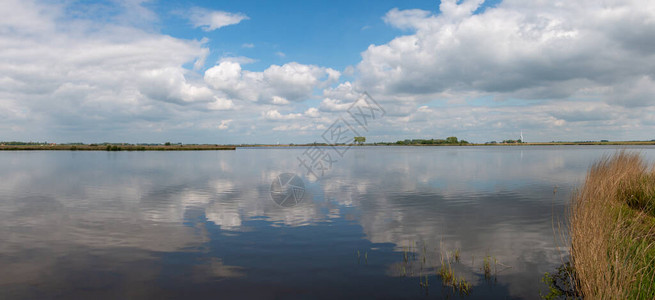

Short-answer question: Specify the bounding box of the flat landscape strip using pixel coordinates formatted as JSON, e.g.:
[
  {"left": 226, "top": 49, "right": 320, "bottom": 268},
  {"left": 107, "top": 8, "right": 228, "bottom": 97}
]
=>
[{"left": 0, "top": 145, "right": 236, "bottom": 151}]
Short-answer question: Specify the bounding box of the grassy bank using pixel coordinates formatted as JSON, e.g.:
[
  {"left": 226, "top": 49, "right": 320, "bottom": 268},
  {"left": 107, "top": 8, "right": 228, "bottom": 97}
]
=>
[
  {"left": 570, "top": 152, "right": 655, "bottom": 299},
  {"left": 0, "top": 144, "right": 236, "bottom": 151}
]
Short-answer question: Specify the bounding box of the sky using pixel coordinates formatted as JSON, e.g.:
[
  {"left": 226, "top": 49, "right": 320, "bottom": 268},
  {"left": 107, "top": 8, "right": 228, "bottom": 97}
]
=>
[{"left": 1, "top": 0, "right": 654, "bottom": 144}]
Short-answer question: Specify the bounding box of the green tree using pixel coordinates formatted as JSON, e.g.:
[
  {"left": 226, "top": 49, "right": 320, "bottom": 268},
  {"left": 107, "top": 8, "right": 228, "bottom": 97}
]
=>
[
  {"left": 354, "top": 136, "right": 366, "bottom": 145},
  {"left": 446, "top": 136, "right": 458, "bottom": 144}
]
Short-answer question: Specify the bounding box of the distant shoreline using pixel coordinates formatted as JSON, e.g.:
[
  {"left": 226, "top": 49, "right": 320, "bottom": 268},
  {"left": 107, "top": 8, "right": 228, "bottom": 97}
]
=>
[
  {"left": 242, "top": 141, "right": 655, "bottom": 147},
  {"left": 2, "top": 141, "right": 655, "bottom": 151},
  {"left": 0, "top": 144, "right": 236, "bottom": 151}
]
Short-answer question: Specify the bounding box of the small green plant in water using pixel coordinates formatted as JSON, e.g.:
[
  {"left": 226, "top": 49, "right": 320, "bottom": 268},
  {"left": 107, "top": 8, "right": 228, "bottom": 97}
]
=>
[
  {"left": 540, "top": 272, "right": 562, "bottom": 300},
  {"left": 438, "top": 258, "right": 471, "bottom": 296},
  {"left": 483, "top": 255, "right": 492, "bottom": 279},
  {"left": 540, "top": 262, "right": 581, "bottom": 300},
  {"left": 419, "top": 274, "right": 429, "bottom": 288},
  {"left": 438, "top": 264, "right": 454, "bottom": 284},
  {"left": 455, "top": 276, "right": 471, "bottom": 296}
]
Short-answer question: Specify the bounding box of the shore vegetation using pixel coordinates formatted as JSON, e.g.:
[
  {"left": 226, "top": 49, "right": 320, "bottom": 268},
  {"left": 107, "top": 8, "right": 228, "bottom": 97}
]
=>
[
  {"left": 0, "top": 143, "right": 235, "bottom": 151},
  {"left": 570, "top": 151, "right": 655, "bottom": 299}
]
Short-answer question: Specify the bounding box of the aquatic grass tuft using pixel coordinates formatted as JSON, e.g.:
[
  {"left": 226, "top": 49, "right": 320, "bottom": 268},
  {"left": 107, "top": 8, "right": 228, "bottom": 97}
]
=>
[
  {"left": 540, "top": 262, "right": 580, "bottom": 299},
  {"left": 454, "top": 276, "right": 472, "bottom": 296},
  {"left": 438, "top": 263, "right": 454, "bottom": 284},
  {"left": 385, "top": 242, "right": 507, "bottom": 295},
  {"left": 403, "top": 247, "right": 409, "bottom": 263},
  {"left": 437, "top": 261, "right": 472, "bottom": 295},
  {"left": 483, "top": 255, "right": 492, "bottom": 279},
  {"left": 419, "top": 274, "right": 429, "bottom": 288}
]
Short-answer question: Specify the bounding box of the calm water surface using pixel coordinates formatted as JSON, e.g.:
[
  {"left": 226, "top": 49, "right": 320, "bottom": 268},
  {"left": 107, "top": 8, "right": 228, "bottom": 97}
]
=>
[{"left": 2, "top": 146, "right": 655, "bottom": 299}]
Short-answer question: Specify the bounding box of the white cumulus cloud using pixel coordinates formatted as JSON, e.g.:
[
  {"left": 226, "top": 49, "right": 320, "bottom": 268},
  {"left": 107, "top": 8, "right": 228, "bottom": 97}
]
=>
[
  {"left": 263, "top": 110, "right": 303, "bottom": 121},
  {"left": 204, "top": 61, "right": 340, "bottom": 104},
  {"left": 189, "top": 8, "right": 249, "bottom": 31},
  {"left": 358, "top": 0, "right": 655, "bottom": 106}
]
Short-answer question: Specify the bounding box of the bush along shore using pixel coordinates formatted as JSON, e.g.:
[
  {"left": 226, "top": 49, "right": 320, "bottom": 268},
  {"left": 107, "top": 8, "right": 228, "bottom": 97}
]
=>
[
  {"left": 0, "top": 144, "right": 236, "bottom": 151},
  {"left": 569, "top": 151, "right": 655, "bottom": 299}
]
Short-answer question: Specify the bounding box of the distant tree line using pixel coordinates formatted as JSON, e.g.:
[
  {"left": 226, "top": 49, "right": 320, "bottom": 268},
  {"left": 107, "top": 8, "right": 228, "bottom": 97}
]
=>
[
  {"left": 0, "top": 141, "right": 50, "bottom": 145},
  {"left": 501, "top": 139, "right": 522, "bottom": 144},
  {"left": 394, "top": 136, "right": 469, "bottom": 145},
  {"left": 484, "top": 139, "right": 523, "bottom": 144},
  {"left": 0, "top": 141, "right": 188, "bottom": 146}
]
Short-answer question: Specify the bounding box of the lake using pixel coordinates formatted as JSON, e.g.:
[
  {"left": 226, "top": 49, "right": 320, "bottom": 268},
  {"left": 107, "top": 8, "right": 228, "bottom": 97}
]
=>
[{"left": 2, "top": 146, "right": 655, "bottom": 299}]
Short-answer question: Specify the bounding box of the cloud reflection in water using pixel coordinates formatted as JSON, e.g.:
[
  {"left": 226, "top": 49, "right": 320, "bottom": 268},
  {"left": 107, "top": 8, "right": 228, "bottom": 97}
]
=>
[{"left": 2, "top": 146, "right": 655, "bottom": 298}]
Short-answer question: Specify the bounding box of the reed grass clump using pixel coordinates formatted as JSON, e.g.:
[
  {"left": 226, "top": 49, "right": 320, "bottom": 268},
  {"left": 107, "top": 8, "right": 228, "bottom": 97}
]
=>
[
  {"left": 570, "top": 151, "right": 655, "bottom": 299},
  {"left": 454, "top": 276, "right": 472, "bottom": 295},
  {"left": 438, "top": 263, "right": 454, "bottom": 284},
  {"left": 483, "top": 255, "right": 492, "bottom": 279},
  {"left": 436, "top": 249, "right": 472, "bottom": 296}
]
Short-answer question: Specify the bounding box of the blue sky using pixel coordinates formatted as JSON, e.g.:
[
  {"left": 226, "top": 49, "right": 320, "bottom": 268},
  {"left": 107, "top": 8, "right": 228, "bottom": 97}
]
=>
[
  {"left": 157, "top": 0, "right": 474, "bottom": 71},
  {"left": 155, "top": 0, "right": 501, "bottom": 71},
  {"left": 1, "top": 0, "right": 654, "bottom": 144}
]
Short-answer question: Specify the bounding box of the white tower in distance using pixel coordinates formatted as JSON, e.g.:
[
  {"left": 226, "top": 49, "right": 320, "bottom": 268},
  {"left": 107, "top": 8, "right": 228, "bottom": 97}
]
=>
[{"left": 520, "top": 130, "right": 525, "bottom": 143}]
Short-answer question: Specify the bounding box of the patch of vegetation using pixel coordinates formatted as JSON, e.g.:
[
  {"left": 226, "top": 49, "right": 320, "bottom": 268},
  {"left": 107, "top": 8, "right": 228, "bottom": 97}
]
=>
[
  {"left": 483, "top": 255, "right": 492, "bottom": 280},
  {"left": 0, "top": 143, "right": 235, "bottom": 151},
  {"left": 617, "top": 173, "right": 655, "bottom": 216},
  {"left": 394, "top": 136, "right": 469, "bottom": 145},
  {"left": 437, "top": 250, "right": 473, "bottom": 296},
  {"left": 570, "top": 151, "right": 655, "bottom": 298},
  {"left": 540, "top": 262, "right": 581, "bottom": 300},
  {"left": 501, "top": 139, "right": 523, "bottom": 144}
]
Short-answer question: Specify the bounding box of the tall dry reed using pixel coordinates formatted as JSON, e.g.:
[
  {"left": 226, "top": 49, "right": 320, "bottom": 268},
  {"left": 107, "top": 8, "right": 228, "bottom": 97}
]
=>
[{"left": 570, "top": 151, "right": 655, "bottom": 299}]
